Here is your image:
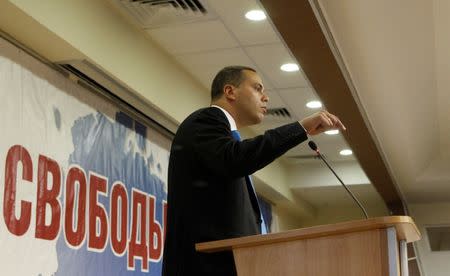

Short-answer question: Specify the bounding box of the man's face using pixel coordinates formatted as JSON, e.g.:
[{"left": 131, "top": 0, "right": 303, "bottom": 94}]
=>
[{"left": 234, "top": 70, "right": 269, "bottom": 127}]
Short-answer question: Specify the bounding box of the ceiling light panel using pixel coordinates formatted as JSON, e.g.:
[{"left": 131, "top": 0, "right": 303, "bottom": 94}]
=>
[
  {"left": 306, "top": 100, "right": 322, "bottom": 109},
  {"left": 340, "top": 149, "right": 353, "bottom": 156},
  {"left": 325, "top": 130, "right": 339, "bottom": 135},
  {"left": 245, "top": 10, "right": 266, "bottom": 21},
  {"left": 280, "top": 63, "right": 299, "bottom": 72}
]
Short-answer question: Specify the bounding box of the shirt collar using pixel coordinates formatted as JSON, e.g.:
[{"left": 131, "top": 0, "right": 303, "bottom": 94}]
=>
[{"left": 211, "top": 105, "right": 237, "bottom": 131}]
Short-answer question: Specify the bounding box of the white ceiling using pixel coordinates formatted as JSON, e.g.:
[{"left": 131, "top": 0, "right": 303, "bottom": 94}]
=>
[
  {"left": 293, "top": 184, "right": 384, "bottom": 208},
  {"left": 142, "top": 0, "right": 355, "bottom": 162},
  {"left": 109, "top": 0, "right": 386, "bottom": 211},
  {"left": 316, "top": 0, "right": 450, "bottom": 204}
]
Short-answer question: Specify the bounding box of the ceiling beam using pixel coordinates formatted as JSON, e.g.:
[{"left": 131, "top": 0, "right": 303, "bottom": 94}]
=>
[{"left": 260, "top": 0, "right": 405, "bottom": 215}]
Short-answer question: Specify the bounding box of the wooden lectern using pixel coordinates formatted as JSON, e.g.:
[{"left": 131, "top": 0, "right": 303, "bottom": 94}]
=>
[{"left": 196, "top": 216, "right": 420, "bottom": 276}]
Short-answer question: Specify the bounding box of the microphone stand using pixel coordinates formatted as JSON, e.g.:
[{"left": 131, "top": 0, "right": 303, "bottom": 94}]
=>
[{"left": 310, "top": 141, "right": 369, "bottom": 219}]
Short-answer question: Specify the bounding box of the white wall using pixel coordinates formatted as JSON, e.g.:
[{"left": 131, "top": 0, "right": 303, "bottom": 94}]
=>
[
  {"left": 7, "top": 0, "right": 208, "bottom": 124},
  {"left": 272, "top": 205, "right": 303, "bottom": 232}
]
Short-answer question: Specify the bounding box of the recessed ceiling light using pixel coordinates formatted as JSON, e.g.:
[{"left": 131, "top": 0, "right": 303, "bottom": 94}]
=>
[
  {"left": 245, "top": 10, "right": 266, "bottom": 21},
  {"left": 306, "top": 101, "right": 322, "bottom": 109},
  {"left": 325, "top": 130, "right": 339, "bottom": 135},
  {"left": 340, "top": 149, "right": 353, "bottom": 156},
  {"left": 280, "top": 63, "right": 299, "bottom": 72}
]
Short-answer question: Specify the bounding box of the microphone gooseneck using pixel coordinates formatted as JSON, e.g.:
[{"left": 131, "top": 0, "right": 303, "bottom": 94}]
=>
[{"left": 308, "top": 140, "right": 369, "bottom": 219}]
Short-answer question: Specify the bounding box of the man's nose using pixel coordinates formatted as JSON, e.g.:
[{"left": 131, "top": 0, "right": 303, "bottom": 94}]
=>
[{"left": 262, "top": 94, "right": 269, "bottom": 103}]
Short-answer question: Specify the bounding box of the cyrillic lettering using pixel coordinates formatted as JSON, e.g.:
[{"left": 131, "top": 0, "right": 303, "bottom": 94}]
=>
[
  {"left": 35, "top": 155, "right": 62, "bottom": 240},
  {"left": 3, "top": 145, "right": 33, "bottom": 236},
  {"left": 88, "top": 173, "right": 109, "bottom": 252},
  {"left": 148, "top": 196, "right": 163, "bottom": 261},
  {"left": 64, "top": 166, "right": 87, "bottom": 248},
  {"left": 128, "top": 189, "right": 148, "bottom": 271},
  {"left": 110, "top": 182, "right": 128, "bottom": 256}
]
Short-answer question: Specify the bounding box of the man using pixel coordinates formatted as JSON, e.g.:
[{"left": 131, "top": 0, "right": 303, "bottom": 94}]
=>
[{"left": 162, "top": 66, "right": 345, "bottom": 276}]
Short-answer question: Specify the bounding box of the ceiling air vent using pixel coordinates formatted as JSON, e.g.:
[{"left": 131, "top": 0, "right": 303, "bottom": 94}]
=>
[
  {"left": 113, "top": 0, "right": 215, "bottom": 28},
  {"left": 266, "top": 107, "right": 292, "bottom": 119}
]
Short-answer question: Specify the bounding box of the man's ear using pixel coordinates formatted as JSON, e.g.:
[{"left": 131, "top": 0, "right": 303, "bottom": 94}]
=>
[{"left": 223, "top": 84, "right": 237, "bottom": 101}]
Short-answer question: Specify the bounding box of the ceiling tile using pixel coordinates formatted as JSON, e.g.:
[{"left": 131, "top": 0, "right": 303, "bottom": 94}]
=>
[
  {"left": 265, "top": 90, "right": 286, "bottom": 109},
  {"left": 146, "top": 20, "right": 238, "bottom": 55},
  {"left": 248, "top": 118, "right": 291, "bottom": 133},
  {"left": 278, "top": 87, "right": 321, "bottom": 119},
  {"left": 207, "top": 0, "right": 281, "bottom": 46},
  {"left": 245, "top": 43, "right": 309, "bottom": 88},
  {"left": 284, "top": 133, "right": 354, "bottom": 162},
  {"left": 249, "top": 121, "right": 353, "bottom": 162},
  {"left": 175, "top": 48, "right": 258, "bottom": 89}
]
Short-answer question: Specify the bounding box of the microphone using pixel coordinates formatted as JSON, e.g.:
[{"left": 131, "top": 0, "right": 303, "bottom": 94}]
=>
[{"left": 308, "top": 140, "right": 369, "bottom": 219}]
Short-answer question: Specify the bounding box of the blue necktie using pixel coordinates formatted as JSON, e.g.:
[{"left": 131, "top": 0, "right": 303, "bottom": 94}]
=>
[{"left": 231, "top": 130, "right": 267, "bottom": 234}]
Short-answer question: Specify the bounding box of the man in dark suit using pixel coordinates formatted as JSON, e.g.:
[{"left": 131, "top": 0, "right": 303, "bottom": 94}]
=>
[{"left": 162, "top": 66, "right": 345, "bottom": 276}]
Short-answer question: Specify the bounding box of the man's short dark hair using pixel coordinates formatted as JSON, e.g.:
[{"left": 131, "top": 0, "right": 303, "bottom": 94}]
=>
[{"left": 211, "top": 66, "right": 256, "bottom": 100}]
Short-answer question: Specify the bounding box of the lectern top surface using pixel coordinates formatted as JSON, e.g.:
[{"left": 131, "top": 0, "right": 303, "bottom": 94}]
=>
[{"left": 196, "top": 216, "right": 421, "bottom": 253}]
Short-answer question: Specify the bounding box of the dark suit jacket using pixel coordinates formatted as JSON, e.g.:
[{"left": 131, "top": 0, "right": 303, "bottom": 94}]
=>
[{"left": 162, "top": 107, "right": 307, "bottom": 276}]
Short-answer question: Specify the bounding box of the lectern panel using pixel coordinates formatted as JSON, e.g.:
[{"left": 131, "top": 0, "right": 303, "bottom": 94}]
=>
[{"left": 233, "top": 229, "right": 390, "bottom": 276}]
